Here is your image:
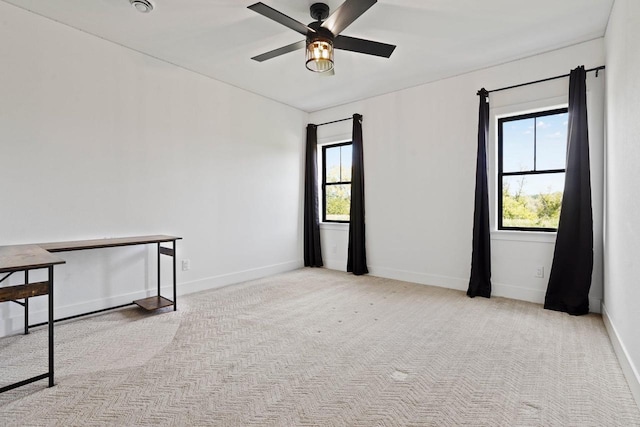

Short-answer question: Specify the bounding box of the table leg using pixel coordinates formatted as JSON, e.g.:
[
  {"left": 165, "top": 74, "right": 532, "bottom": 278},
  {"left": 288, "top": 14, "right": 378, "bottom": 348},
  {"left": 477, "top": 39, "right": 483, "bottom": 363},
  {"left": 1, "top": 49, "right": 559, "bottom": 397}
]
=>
[
  {"left": 157, "top": 242, "right": 161, "bottom": 298},
  {"left": 48, "top": 265, "right": 54, "bottom": 388},
  {"left": 24, "top": 270, "right": 29, "bottom": 335},
  {"left": 173, "top": 240, "right": 177, "bottom": 311}
]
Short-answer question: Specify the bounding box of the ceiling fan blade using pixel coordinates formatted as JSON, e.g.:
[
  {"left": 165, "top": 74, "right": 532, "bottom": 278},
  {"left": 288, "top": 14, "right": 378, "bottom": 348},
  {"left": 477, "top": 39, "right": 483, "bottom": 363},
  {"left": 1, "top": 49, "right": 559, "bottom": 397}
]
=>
[
  {"left": 247, "top": 2, "right": 315, "bottom": 36},
  {"left": 321, "top": 0, "right": 377, "bottom": 36},
  {"left": 334, "top": 35, "right": 396, "bottom": 58},
  {"left": 251, "top": 40, "right": 306, "bottom": 62}
]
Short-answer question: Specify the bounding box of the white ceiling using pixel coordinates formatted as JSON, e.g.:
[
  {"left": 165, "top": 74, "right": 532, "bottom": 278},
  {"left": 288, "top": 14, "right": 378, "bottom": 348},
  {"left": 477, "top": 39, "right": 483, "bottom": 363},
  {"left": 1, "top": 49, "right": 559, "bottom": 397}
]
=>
[{"left": 3, "top": 0, "right": 613, "bottom": 112}]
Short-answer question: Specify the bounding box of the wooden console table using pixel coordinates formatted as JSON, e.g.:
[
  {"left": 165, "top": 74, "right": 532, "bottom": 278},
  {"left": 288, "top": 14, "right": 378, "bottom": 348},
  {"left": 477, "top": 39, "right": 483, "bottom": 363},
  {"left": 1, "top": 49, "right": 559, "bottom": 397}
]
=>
[
  {"left": 38, "top": 235, "right": 181, "bottom": 313},
  {"left": 0, "top": 235, "right": 181, "bottom": 393},
  {"left": 0, "top": 245, "right": 65, "bottom": 393}
]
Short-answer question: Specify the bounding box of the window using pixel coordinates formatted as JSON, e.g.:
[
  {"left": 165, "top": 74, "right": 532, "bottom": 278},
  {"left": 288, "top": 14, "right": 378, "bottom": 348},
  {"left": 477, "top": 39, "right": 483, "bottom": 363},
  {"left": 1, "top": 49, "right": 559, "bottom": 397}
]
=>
[
  {"left": 322, "top": 142, "right": 352, "bottom": 222},
  {"left": 498, "top": 108, "right": 568, "bottom": 231}
]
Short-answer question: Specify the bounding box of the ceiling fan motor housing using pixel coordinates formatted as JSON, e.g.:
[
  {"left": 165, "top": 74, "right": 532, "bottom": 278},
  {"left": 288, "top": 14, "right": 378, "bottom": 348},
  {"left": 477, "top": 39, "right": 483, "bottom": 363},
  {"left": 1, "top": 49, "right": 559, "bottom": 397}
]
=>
[{"left": 308, "top": 22, "right": 334, "bottom": 42}]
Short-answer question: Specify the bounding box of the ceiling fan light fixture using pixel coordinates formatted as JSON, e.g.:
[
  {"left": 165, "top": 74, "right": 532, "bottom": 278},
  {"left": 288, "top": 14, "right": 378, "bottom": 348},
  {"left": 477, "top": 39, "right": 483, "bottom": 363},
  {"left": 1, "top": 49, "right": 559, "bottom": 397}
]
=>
[
  {"left": 248, "top": 1, "right": 396, "bottom": 72},
  {"left": 130, "top": 0, "right": 154, "bottom": 13},
  {"left": 306, "top": 36, "right": 334, "bottom": 73}
]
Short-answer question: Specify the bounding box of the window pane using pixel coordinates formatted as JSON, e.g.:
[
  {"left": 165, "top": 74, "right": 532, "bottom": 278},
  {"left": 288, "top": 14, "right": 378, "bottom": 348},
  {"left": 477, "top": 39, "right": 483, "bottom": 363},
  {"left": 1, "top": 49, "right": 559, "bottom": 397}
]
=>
[
  {"left": 536, "top": 112, "right": 568, "bottom": 170},
  {"left": 502, "top": 173, "right": 564, "bottom": 229},
  {"left": 325, "top": 146, "right": 341, "bottom": 183},
  {"left": 326, "top": 184, "right": 351, "bottom": 221},
  {"left": 341, "top": 145, "right": 352, "bottom": 182},
  {"left": 503, "top": 118, "right": 534, "bottom": 172},
  {"left": 326, "top": 145, "right": 352, "bottom": 183}
]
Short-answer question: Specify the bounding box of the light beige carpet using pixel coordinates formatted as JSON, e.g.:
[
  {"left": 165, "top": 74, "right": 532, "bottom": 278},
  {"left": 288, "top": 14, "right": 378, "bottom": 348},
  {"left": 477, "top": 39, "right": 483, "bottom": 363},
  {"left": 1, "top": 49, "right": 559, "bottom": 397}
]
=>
[{"left": 1, "top": 268, "right": 639, "bottom": 426}]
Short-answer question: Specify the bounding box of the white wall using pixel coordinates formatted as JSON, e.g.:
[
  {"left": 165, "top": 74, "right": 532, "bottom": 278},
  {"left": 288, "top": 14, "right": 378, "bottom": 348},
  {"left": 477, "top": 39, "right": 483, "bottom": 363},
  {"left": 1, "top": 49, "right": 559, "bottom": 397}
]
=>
[
  {"left": 0, "top": 3, "right": 306, "bottom": 336},
  {"left": 603, "top": 0, "right": 640, "bottom": 405},
  {"left": 310, "top": 39, "right": 605, "bottom": 311}
]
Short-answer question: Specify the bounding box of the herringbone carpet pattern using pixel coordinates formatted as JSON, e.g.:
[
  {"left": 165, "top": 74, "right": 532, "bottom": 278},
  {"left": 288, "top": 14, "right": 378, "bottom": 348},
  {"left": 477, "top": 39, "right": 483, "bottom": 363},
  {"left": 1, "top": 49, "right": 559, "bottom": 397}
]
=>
[{"left": 1, "top": 268, "right": 638, "bottom": 426}]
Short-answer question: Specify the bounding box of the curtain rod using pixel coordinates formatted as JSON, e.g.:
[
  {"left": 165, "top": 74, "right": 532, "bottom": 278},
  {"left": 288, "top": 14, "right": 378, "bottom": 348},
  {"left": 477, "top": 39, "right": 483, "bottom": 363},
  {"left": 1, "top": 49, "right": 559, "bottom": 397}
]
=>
[
  {"left": 483, "top": 65, "right": 605, "bottom": 95},
  {"left": 314, "top": 116, "right": 354, "bottom": 127}
]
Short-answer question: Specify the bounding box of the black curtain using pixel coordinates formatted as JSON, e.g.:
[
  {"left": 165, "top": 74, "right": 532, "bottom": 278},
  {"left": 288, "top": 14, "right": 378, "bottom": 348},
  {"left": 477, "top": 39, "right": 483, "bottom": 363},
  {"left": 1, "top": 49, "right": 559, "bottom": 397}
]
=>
[
  {"left": 347, "top": 114, "right": 368, "bottom": 275},
  {"left": 544, "top": 66, "right": 593, "bottom": 315},
  {"left": 303, "top": 124, "right": 323, "bottom": 267},
  {"left": 467, "top": 89, "right": 492, "bottom": 298}
]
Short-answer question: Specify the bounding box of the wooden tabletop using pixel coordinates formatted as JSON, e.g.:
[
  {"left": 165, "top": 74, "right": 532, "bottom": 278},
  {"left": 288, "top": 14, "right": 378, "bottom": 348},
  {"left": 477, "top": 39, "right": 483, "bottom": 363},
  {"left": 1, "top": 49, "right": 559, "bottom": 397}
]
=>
[
  {"left": 37, "top": 235, "right": 182, "bottom": 253},
  {"left": 0, "top": 245, "right": 66, "bottom": 273},
  {"left": 1, "top": 235, "right": 181, "bottom": 272}
]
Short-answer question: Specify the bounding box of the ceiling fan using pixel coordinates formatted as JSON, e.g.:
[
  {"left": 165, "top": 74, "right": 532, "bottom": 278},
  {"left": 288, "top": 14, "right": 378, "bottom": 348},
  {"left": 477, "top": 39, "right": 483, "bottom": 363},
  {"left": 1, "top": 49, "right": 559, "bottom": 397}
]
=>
[{"left": 247, "top": 0, "right": 396, "bottom": 74}]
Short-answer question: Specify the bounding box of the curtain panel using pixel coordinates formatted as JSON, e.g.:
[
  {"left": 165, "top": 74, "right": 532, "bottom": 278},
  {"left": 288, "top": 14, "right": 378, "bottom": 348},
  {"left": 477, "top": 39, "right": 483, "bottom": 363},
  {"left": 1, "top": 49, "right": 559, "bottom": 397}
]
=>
[
  {"left": 347, "top": 114, "right": 368, "bottom": 275},
  {"left": 467, "top": 88, "right": 492, "bottom": 298},
  {"left": 303, "top": 124, "right": 323, "bottom": 267},
  {"left": 544, "top": 66, "right": 593, "bottom": 315}
]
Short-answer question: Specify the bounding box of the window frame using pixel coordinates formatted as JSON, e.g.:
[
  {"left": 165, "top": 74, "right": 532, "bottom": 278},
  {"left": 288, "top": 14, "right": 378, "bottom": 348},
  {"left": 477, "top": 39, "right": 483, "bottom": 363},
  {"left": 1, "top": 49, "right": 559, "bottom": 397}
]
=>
[
  {"left": 321, "top": 141, "right": 353, "bottom": 223},
  {"left": 497, "top": 107, "right": 568, "bottom": 232}
]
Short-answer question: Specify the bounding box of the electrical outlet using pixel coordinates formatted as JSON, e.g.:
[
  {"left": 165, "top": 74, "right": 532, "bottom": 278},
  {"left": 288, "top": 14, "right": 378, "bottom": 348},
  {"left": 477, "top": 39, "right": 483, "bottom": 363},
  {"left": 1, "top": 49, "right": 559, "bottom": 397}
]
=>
[
  {"left": 182, "top": 259, "right": 191, "bottom": 271},
  {"left": 535, "top": 266, "right": 544, "bottom": 278}
]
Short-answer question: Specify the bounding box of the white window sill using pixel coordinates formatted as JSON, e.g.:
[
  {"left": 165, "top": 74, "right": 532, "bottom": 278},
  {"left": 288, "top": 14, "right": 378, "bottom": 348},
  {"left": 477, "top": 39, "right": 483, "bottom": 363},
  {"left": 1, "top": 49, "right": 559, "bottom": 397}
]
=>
[
  {"left": 320, "top": 222, "right": 349, "bottom": 231},
  {"left": 491, "top": 230, "right": 556, "bottom": 243}
]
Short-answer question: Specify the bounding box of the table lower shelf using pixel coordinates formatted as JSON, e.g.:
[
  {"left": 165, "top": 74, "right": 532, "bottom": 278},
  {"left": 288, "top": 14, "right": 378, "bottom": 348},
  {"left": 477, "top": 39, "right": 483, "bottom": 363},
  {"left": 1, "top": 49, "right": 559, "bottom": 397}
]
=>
[{"left": 133, "top": 296, "right": 174, "bottom": 311}]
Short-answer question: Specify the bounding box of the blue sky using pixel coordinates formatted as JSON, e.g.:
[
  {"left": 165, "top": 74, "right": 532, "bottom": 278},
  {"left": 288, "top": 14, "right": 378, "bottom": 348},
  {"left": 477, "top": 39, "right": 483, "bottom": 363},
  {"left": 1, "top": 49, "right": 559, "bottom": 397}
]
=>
[
  {"left": 502, "top": 112, "right": 568, "bottom": 196},
  {"left": 325, "top": 144, "right": 352, "bottom": 182}
]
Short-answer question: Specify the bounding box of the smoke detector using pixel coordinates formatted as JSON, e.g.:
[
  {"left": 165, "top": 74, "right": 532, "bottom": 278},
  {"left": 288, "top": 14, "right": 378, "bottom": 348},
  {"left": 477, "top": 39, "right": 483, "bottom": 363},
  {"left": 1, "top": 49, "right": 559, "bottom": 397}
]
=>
[{"left": 130, "top": 0, "right": 154, "bottom": 13}]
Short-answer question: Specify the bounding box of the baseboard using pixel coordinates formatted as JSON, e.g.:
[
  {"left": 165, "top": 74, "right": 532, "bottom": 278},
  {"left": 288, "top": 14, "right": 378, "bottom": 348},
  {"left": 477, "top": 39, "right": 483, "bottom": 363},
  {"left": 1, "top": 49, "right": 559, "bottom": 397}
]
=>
[
  {"left": 322, "top": 257, "right": 346, "bottom": 272},
  {"left": 359, "top": 265, "right": 601, "bottom": 313},
  {"left": 177, "top": 259, "right": 303, "bottom": 295},
  {"left": 602, "top": 303, "right": 640, "bottom": 409},
  {"left": 0, "top": 288, "right": 153, "bottom": 337},
  {"left": 366, "top": 266, "right": 467, "bottom": 292},
  {"left": 0, "top": 259, "right": 303, "bottom": 337},
  {"left": 492, "top": 281, "right": 602, "bottom": 314},
  {"left": 492, "top": 281, "right": 545, "bottom": 304}
]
